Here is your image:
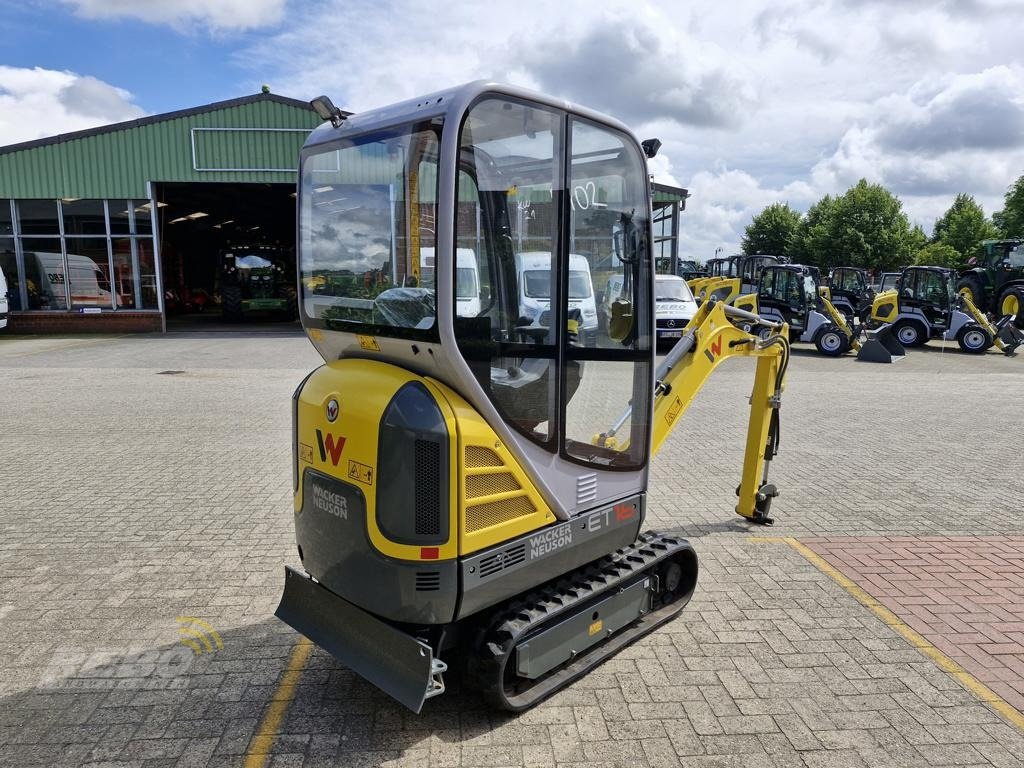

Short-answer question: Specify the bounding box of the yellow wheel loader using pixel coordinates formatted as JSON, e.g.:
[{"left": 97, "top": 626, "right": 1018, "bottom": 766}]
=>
[
  {"left": 869, "top": 266, "right": 1022, "bottom": 355},
  {"left": 276, "top": 82, "right": 791, "bottom": 714}
]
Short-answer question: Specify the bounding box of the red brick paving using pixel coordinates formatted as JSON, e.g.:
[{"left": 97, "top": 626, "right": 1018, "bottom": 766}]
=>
[{"left": 803, "top": 536, "right": 1024, "bottom": 712}]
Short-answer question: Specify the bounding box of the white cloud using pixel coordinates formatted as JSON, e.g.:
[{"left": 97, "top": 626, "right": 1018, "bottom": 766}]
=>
[
  {"left": 0, "top": 66, "right": 146, "bottom": 146},
  {"left": 234, "top": 0, "right": 1024, "bottom": 256},
  {"left": 59, "top": 0, "right": 285, "bottom": 31}
]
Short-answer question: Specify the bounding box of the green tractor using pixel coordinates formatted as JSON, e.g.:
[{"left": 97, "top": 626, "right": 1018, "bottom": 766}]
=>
[
  {"left": 218, "top": 245, "right": 297, "bottom": 321},
  {"left": 956, "top": 239, "right": 1024, "bottom": 327}
]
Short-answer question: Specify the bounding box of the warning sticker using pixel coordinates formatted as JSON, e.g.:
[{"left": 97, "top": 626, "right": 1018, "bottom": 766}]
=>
[
  {"left": 347, "top": 459, "right": 374, "bottom": 486},
  {"left": 664, "top": 396, "right": 683, "bottom": 426},
  {"left": 299, "top": 443, "right": 314, "bottom": 464},
  {"left": 588, "top": 619, "right": 603, "bottom": 636},
  {"left": 357, "top": 335, "right": 381, "bottom": 352}
]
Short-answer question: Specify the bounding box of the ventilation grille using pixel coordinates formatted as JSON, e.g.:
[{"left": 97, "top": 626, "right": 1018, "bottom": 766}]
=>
[
  {"left": 465, "top": 446, "right": 503, "bottom": 468},
  {"left": 415, "top": 571, "right": 441, "bottom": 591},
  {"left": 466, "top": 496, "right": 536, "bottom": 533},
  {"left": 478, "top": 543, "right": 527, "bottom": 578},
  {"left": 414, "top": 440, "right": 441, "bottom": 536},
  {"left": 577, "top": 473, "right": 598, "bottom": 505},
  {"left": 467, "top": 472, "right": 521, "bottom": 499}
]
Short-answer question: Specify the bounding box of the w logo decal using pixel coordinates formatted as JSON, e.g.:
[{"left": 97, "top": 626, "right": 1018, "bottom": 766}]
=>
[{"left": 316, "top": 430, "right": 346, "bottom": 466}]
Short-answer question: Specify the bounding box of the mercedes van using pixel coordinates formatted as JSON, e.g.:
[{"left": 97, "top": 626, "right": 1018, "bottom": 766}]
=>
[
  {"left": 603, "top": 273, "right": 697, "bottom": 348},
  {"left": 516, "top": 251, "right": 598, "bottom": 340}
]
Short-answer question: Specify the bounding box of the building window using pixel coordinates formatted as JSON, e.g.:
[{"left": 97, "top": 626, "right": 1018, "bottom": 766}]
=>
[
  {"left": 65, "top": 237, "right": 115, "bottom": 308},
  {"left": 18, "top": 200, "right": 60, "bottom": 236},
  {"left": 62, "top": 199, "right": 107, "bottom": 236},
  {"left": 21, "top": 238, "right": 68, "bottom": 310},
  {"left": 4, "top": 198, "right": 159, "bottom": 312}
]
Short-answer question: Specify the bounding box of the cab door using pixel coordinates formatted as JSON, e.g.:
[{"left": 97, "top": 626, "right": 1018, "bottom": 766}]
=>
[
  {"left": 758, "top": 268, "right": 806, "bottom": 330},
  {"left": 904, "top": 269, "right": 950, "bottom": 329},
  {"left": 451, "top": 95, "right": 654, "bottom": 517}
]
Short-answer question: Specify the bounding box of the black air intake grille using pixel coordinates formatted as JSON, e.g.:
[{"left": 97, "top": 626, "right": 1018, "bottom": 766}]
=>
[
  {"left": 415, "top": 571, "right": 441, "bottom": 591},
  {"left": 414, "top": 439, "right": 441, "bottom": 536},
  {"left": 479, "top": 543, "right": 527, "bottom": 578}
]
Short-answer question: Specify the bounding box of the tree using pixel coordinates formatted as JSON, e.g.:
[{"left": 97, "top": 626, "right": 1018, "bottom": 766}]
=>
[
  {"left": 913, "top": 242, "right": 961, "bottom": 269},
  {"left": 824, "top": 179, "right": 918, "bottom": 273},
  {"left": 993, "top": 174, "right": 1024, "bottom": 238},
  {"left": 931, "top": 193, "right": 999, "bottom": 259},
  {"left": 790, "top": 195, "right": 836, "bottom": 269},
  {"left": 741, "top": 203, "right": 802, "bottom": 256}
]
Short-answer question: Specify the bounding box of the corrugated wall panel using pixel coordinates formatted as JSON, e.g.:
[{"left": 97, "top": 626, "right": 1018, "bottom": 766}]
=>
[{"left": 0, "top": 95, "right": 321, "bottom": 199}]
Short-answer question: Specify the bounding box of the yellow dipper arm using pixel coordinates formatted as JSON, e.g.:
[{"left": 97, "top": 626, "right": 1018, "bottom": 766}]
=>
[{"left": 650, "top": 300, "right": 789, "bottom": 524}]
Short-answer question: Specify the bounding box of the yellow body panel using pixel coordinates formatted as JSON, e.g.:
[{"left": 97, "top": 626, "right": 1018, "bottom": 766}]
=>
[
  {"left": 295, "top": 360, "right": 460, "bottom": 562},
  {"left": 295, "top": 359, "right": 552, "bottom": 562},
  {"left": 870, "top": 290, "right": 899, "bottom": 324},
  {"left": 427, "top": 380, "right": 554, "bottom": 556},
  {"left": 696, "top": 276, "right": 741, "bottom": 306},
  {"left": 734, "top": 292, "right": 758, "bottom": 314}
]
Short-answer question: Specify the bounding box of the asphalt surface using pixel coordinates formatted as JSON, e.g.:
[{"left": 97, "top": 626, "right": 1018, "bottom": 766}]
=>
[{"left": 1, "top": 331, "right": 1023, "bottom": 767}]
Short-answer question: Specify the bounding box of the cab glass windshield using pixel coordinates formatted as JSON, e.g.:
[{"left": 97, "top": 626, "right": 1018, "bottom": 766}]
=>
[{"left": 298, "top": 120, "right": 441, "bottom": 337}]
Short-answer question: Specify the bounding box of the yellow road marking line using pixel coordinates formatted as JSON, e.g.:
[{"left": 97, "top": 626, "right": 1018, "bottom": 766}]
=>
[
  {"left": 243, "top": 637, "right": 314, "bottom": 768},
  {"left": 751, "top": 536, "right": 1024, "bottom": 731}
]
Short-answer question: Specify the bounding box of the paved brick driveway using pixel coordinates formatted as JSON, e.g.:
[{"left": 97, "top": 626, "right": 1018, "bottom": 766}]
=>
[
  {"left": 1, "top": 333, "right": 1023, "bottom": 767},
  {"left": 805, "top": 537, "right": 1024, "bottom": 713}
]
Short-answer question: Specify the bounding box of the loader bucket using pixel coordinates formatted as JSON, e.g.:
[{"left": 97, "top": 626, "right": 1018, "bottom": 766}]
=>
[
  {"left": 857, "top": 325, "right": 906, "bottom": 363},
  {"left": 996, "top": 316, "right": 1023, "bottom": 356},
  {"left": 275, "top": 566, "right": 445, "bottom": 713}
]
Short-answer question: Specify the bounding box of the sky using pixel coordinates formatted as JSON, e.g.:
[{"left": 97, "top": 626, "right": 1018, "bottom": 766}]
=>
[{"left": 1, "top": 0, "right": 1023, "bottom": 257}]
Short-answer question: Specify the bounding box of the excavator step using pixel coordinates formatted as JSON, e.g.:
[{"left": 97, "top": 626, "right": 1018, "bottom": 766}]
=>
[{"left": 468, "top": 532, "right": 697, "bottom": 711}]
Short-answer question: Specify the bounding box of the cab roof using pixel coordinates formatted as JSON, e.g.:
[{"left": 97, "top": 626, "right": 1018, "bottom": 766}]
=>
[{"left": 302, "top": 81, "right": 640, "bottom": 153}]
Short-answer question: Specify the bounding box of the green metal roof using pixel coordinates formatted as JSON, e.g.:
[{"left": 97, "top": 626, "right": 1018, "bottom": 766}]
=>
[
  {"left": 0, "top": 93, "right": 326, "bottom": 199},
  {"left": 652, "top": 182, "right": 689, "bottom": 207}
]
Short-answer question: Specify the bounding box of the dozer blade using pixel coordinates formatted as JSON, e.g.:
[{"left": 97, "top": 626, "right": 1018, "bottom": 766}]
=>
[
  {"left": 275, "top": 565, "right": 444, "bottom": 713},
  {"left": 857, "top": 325, "right": 906, "bottom": 363}
]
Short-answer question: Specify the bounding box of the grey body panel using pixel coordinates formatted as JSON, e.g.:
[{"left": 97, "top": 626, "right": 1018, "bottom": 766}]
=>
[
  {"left": 295, "top": 469, "right": 458, "bottom": 624},
  {"left": 276, "top": 566, "right": 440, "bottom": 713},
  {"left": 458, "top": 495, "right": 644, "bottom": 620},
  {"left": 515, "top": 574, "right": 652, "bottom": 679}
]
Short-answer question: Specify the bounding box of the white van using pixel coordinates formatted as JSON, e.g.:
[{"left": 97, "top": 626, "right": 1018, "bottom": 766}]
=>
[
  {"left": 419, "top": 247, "right": 481, "bottom": 316},
  {"left": 602, "top": 273, "right": 698, "bottom": 347},
  {"left": 515, "top": 251, "right": 598, "bottom": 338},
  {"left": 0, "top": 264, "right": 9, "bottom": 330},
  {"left": 22, "top": 251, "right": 116, "bottom": 308}
]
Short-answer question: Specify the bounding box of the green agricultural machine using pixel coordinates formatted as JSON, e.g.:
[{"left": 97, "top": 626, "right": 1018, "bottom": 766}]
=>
[
  {"left": 218, "top": 245, "right": 297, "bottom": 321},
  {"left": 956, "top": 239, "right": 1024, "bottom": 327}
]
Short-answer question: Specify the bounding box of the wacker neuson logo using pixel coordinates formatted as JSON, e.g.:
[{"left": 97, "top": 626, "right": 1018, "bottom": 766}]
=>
[
  {"left": 529, "top": 523, "right": 573, "bottom": 559},
  {"left": 312, "top": 483, "right": 348, "bottom": 520}
]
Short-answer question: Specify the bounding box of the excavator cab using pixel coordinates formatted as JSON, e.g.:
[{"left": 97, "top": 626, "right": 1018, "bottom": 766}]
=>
[{"left": 278, "top": 82, "right": 791, "bottom": 715}]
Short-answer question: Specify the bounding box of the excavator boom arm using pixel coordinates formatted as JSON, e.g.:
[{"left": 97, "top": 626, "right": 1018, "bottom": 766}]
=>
[{"left": 652, "top": 300, "right": 788, "bottom": 523}]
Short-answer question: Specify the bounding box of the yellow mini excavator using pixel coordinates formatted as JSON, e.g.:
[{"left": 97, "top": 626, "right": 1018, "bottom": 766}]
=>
[{"left": 276, "top": 82, "right": 790, "bottom": 713}]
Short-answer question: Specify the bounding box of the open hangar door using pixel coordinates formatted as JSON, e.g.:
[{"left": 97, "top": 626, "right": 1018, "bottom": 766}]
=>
[{"left": 155, "top": 181, "right": 299, "bottom": 330}]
